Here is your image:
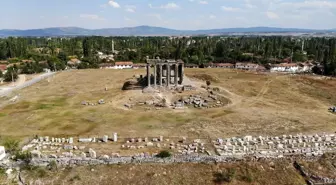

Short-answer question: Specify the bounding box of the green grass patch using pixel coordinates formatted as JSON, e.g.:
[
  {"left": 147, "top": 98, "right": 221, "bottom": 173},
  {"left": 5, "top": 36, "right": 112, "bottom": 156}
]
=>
[{"left": 0, "top": 113, "right": 7, "bottom": 117}]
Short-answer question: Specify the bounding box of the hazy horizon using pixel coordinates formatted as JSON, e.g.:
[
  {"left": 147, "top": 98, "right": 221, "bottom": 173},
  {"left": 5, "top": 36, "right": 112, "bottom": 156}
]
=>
[{"left": 1, "top": 0, "right": 336, "bottom": 30}]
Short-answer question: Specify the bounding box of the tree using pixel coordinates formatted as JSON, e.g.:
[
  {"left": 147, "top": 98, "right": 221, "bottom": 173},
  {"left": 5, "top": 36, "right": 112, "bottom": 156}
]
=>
[
  {"left": 4, "top": 67, "right": 18, "bottom": 82},
  {"left": 0, "top": 70, "right": 3, "bottom": 78}
]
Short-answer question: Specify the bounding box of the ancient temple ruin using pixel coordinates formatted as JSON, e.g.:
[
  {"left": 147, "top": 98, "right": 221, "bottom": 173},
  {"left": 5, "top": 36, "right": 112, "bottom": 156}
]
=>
[{"left": 146, "top": 58, "right": 184, "bottom": 87}]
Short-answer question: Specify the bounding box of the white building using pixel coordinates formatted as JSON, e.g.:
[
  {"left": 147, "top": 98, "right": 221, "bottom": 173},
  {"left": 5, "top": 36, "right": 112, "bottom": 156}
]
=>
[
  {"left": 298, "top": 62, "right": 314, "bottom": 73},
  {"left": 0, "top": 146, "right": 6, "bottom": 161},
  {"left": 270, "top": 63, "right": 299, "bottom": 73},
  {"left": 113, "top": 61, "right": 133, "bottom": 69}
]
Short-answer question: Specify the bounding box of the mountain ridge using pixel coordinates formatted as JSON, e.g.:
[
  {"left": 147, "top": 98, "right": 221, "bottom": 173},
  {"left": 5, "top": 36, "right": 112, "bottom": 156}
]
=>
[{"left": 0, "top": 26, "right": 334, "bottom": 37}]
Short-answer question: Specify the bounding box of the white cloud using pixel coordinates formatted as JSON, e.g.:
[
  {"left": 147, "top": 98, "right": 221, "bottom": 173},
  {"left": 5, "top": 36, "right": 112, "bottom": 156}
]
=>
[
  {"left": 209, "top": 14, "right": 216, "bottom": 19},
  {"left": 80, "top": 14, "right": 105, "bottom": 21},
  {"left": 199, "top": 1, "right": 208, "bottom": 4},
  {"left": 161, "top": 2, "right": 180, "bottom": 9},
  {"left": 149, "top": 2, "right": 180, "bottom": 10},
  {"left": 221, "top": 6, "right": 241, "bottom": 12},
  {"left": 108, "top": 1, "right": 120, "bottom": 8},
  {"left": 125, "top": 5, "right": 136, "bottom": 13},
  {"left": 266, "top": 11, "right": 279, "bottom": 19}
]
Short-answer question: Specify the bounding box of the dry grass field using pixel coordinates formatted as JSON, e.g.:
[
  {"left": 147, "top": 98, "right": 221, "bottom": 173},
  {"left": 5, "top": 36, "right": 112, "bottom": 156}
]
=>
[
  {"left": 20, "top": 161, "right": 305, "bottom": 185},
  {"left": 0, "top": 68, "right": 335, "bottom": 141}
]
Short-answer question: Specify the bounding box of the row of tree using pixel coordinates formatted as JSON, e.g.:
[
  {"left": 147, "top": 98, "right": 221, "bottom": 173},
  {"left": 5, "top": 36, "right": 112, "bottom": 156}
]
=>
[{"left": 0, "top": 36, "right": 335, "bottom": 76}]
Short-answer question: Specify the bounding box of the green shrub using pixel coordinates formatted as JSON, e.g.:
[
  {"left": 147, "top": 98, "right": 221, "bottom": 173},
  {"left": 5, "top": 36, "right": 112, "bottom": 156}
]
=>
[
  {"left": 37, "top": 168, "right": 47, "bottom": 178},
  {"left": 156, "top": 150, "right": 171, "bottom": 158},
  {"left": 48, "top": 160, "right": 58, "bottom": 171},
  {"left": 14, "top": 151, "right": 32, "bottom": 164},
  {"left": 213, "top": 168, "right": 236, "bottom": 184},
  {"left": 3, "top": 139, "right": 20, "bottom": 153},
  {"left": 69, "top": 175, "right": 81, "bottom": 182}
]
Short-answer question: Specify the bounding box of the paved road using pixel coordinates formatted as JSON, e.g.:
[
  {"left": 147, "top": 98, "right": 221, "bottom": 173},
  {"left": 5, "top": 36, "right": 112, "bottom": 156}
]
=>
[{"left": 0, "top": 72, "right": 56, "bottom": 97}]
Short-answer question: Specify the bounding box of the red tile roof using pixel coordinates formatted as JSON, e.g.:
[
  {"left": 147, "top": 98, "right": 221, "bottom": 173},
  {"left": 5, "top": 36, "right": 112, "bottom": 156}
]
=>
[
  {"left": 272, "top": 63, "right": 298, "bottom": 67},
  {"left": 214, "top": 63, "right": 234, "bottom": 67},
  {"left": 115, "top": 61, "right": 133, "bottom": 66},
  {"left": 0, "top": 64, "right": 7, "bottom": 71}
]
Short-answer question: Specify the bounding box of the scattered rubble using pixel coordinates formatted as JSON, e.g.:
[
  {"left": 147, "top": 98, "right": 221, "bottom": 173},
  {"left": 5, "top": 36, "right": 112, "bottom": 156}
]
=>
[{"left": 81, "top": 99, "right": 105, "bottom": 106}]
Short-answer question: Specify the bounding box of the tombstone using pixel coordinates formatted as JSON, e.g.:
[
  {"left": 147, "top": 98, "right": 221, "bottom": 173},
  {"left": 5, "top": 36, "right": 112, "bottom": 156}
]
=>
[
  {"left": 144, "top": 137, "right": 148, "bottom": 142},
  {"left": 81, "top": 152, "right": 86, "bottom": 158},
  {"left": 58, "top": 138, "right": 62, "bottom": 143},
  {"left": 79, "top": 138, "right": 92, "bottom": 143},
  {"left": 159, "top": 136, "right": 163, "bottom": 142},
  {"left": 113, "top": 133, "right": 118, "bottom": 142},
  {"left": 152, "top": 138, "right": 158, "bottom": 142},
  {"left": 277, "top": 144, "right": 284, "bottom": 149},
  {"left": 51, "top": 137, "right": 55, "bottom": 143},
  {"left": 244, "top": 136, "right": 253, "bottom": 142},
  {"left": 69, "top": 137, "right": 74, "bottom": 144},
  {"left": 137, "top": 138, "right": 142, "bottom": 143},
  {"left": 325, "top": 136, "right": 332, "bottom": 142},
  {"left": 146, "top": 142, "right": 154, "bottom": 147},
  {"left": 45, "top": 136, "right": 49, "bottom": 142},
  {"left": 92, "top": 137, "right": 96, "bottom": 142},
  {"left": 39, "top": 137, "right": 44, "bottom": 142},
  {"left": 303, "top": 142, "right": 307, "bottom": 148},
  {"left": 217, "top": 138, "right": 224, "bottom": 145},
  {"left": 62, "top": 138, "right": 66, "bottom": 143},
  {"left": 232, "top": 146, "right": 236, "bottom": 154},
  {"left": 103, "top": 135, "right": 109, "bottom": 142},
  {"left": 89, "top": 148, "right": 96, "bottom": 158},
  {"left": 64, "top": 145, "right": 74, "bottom": 150},
  {"left": 0, "top": 146, "right": 6, "bottom": 161}
]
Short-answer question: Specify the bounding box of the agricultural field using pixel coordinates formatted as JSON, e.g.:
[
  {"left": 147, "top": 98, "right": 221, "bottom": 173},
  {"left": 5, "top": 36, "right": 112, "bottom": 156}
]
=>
[{"left": 0, "top": 68, "right": 335, "bottom": 141}]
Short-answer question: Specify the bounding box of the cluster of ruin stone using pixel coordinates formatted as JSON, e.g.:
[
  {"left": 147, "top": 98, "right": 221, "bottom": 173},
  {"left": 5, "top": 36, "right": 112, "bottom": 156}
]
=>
[
  {"left": 81, "top": 99, "right": 105, "bottom": 106},
  {"left": 174, "top": 94, "right": 225, "bottom": 109},
  {"left": 214, "top": 134, "right": 336, "bottom": 158},
  {"left": 17, "top": 133, "right": 336, "bottom": 161},
  {"left": 121, "top": 136, "right": 206, "bottom": 155}
]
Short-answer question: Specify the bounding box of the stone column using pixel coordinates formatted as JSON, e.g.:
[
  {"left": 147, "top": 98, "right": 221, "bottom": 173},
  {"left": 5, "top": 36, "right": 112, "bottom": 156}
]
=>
[
  {"left": 154, "top": 64, "right": 157, "bottom": 87},
  {"left": 180, "top": 64, "right": 184, "bottom": 84},
  {"left": 174, "top": 64, "right": 178, "bottom": 85},
  {"left": 147, "top": 64, "right": 150, "bottom": 87},
  {"left": 167, "top": 64, "right": 170, "bottom": 86},
  {"left": 159, "top": 64, "right": 163, "bottom": 86}
]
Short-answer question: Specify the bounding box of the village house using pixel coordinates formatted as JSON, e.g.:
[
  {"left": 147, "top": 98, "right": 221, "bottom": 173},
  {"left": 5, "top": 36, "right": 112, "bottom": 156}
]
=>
[
  {"left": 67, "top": 58, "right": 82, "bottom": 66},
  {"left": 97, "top": 51, "right": 114, "bottom": 61},
  {"left": 298, "top": 62, "right": 314, "bottom": 73},
  {"left": 213, "top": 63, "right": 235, "bottom": 68},
  {"left": 133, "top": 63, "right": 147, "bottom": 69},
  {"left": 184, "top": 63, "right": 199, "bottom": 68},
  {"left": 113, "top": 61, "right": 133, "bottom": 69},
  {"left": 99, "top": 63, "right": 115, "bottom": 69},
  {"left": 0, "top": 64, "right": 7, "bottom": 74},
  {"left": 269, "top": 63, "right": 299, "bottom": 73},
  {"left": 235, "top": 62, "right": 259, "bottom": 70}
]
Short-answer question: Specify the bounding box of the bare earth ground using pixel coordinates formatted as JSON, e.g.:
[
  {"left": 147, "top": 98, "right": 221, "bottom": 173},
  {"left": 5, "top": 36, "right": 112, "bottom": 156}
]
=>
[
  {"left": 18, "top": 161, "right": 304, "bottom": 185},
  {"left": 0, "top": 68, "right": 335, "bottom": 140}
]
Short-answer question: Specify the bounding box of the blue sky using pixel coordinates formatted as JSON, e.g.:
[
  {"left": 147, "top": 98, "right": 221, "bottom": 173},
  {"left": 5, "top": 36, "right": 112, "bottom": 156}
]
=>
[{"left": 1, "top": 0, "right": 336, "bottom": 29}]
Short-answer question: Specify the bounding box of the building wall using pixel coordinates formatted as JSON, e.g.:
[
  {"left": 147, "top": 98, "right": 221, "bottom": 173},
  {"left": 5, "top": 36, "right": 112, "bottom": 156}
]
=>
[{"left": 113, "top": 65, "right": 133, "bottom": 69}]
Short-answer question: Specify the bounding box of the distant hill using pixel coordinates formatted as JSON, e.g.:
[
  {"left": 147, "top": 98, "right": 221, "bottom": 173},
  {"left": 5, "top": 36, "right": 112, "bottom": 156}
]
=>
[{"left": 0, "top": 26, "right": 334, "bottom": 37}]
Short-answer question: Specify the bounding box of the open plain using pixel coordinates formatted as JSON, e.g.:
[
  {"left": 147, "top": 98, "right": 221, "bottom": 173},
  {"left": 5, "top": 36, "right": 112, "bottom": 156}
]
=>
[
  {"left": 0, "top": 68, "right": 336, "bottom": 140},
  {"left": 1, "top": 68, "right": 336, "bottom": 184}
]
